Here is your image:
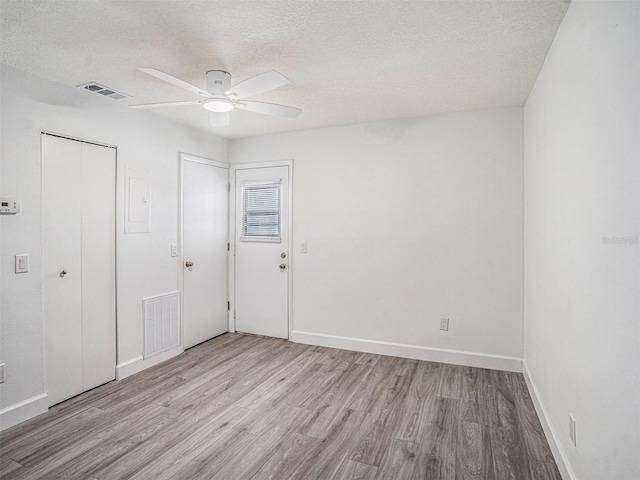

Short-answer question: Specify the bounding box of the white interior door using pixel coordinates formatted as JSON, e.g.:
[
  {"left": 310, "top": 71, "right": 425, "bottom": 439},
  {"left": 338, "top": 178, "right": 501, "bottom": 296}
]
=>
[
  {"left": 42, "top": 134, "right": 116, "bottom": 407},
  {"left": 43, "top": 135, "right": 83, "bottom": 406},
  {"left": 182, "top": 155, "right": 229, "bottom": 349},
  {"left": 235, "top": 164, "right": 290, "bottom": 339}
]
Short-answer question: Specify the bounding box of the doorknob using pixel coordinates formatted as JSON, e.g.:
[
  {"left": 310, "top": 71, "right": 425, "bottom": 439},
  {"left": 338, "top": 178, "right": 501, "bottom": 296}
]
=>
[
  {"left": 185, "top": 261, "right": 194, "bottom": 268},
  {"left": 281, "top": 252, "right": 286, "bottom": 258},
  {"left": 279, "top": 263, "right": 286, "bottom": 271},
  {"left": 60, "top": 269, "right": 68, "bottom": 277}
]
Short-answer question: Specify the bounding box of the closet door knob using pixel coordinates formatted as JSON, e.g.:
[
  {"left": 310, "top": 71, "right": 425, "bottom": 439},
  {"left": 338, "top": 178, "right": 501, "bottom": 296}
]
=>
[
  {"left": 185, "top": 261, "right": 194, "bottom": 268},
  {"left": 60, "top": 269, "right": 68, "bottom": 277}
]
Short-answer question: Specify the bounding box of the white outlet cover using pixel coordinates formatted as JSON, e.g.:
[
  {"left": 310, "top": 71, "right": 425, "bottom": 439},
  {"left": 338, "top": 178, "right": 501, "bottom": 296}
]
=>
[{"left": 440, "top": 317, "right": 449, "bottom": 331}]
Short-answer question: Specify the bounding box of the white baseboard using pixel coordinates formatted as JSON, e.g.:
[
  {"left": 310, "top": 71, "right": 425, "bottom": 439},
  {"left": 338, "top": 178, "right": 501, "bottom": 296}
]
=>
[
  {"left": 0, "top": 347, "right": 185, "bottom": 432},
  {"left": 116, "top": 346, "right": 184, "bottom": 380},
  {"left": 0, "top": 393, "right": 48, "bottom": 432},
  {"left": 290, "top": 330, "right": 522, "bottom": 372},
  {"left": 523, "top": 361, "right": 576, "bottom": 480}
]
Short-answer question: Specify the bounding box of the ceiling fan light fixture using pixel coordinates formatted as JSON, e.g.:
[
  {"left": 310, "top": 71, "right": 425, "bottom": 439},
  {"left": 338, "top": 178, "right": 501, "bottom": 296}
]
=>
[
  {"left": 135, "top": 68, "right": 302, "bottom": 125},
  {"left": 204, "top": 97, "right": 234, "bottom": 113}
]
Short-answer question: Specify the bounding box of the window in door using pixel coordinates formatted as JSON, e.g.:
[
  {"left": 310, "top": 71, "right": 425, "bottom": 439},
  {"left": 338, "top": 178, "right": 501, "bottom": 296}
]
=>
[{"left": 241, "top": 180, "right": 282, "bottom": 242}]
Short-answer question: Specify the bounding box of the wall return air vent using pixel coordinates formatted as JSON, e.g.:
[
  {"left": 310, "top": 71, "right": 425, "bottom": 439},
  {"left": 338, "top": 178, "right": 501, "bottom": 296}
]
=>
[{"left": 77, "top": 82, "right": 130, "bottom": 100}]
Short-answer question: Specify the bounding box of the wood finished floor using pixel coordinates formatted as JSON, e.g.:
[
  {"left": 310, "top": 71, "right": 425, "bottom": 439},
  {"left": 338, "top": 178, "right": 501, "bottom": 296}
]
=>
[{"left": 0, "top": 333, "right": 562, "bottom": 480}]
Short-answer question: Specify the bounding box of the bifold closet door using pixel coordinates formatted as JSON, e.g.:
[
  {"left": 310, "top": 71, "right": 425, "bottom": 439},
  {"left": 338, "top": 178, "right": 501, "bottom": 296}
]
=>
[
  {"left": 80, "top": 142, "right": 116, "bottom": 392},
  {"left": 43, "top": 135, "right": 83, "bottom": 406},
  {"left": 42, "top": 134, "right": 116, "bottom": 407}
]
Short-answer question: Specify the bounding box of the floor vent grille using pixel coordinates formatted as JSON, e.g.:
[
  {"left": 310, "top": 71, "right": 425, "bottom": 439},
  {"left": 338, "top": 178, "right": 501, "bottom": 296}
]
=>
[{"left": 77, "top": 82, "right": 130, "bottom": 100}]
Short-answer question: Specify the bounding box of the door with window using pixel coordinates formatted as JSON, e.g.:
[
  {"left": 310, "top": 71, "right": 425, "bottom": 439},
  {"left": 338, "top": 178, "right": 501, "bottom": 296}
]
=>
[{"left": 234, "top": 164, "right": 290, "bottom": 339}]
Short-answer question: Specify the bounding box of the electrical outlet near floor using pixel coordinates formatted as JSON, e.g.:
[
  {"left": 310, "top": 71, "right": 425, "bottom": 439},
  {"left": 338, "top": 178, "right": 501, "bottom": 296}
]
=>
[
  {"left": 439, "top": 317, "right": 449, "bottom": 331},
  {"left": 0, "top": 363, "right": 5, "bottom": 384},
  {"left": 569, "top": 414, "right": 577, "bottom": 446}
]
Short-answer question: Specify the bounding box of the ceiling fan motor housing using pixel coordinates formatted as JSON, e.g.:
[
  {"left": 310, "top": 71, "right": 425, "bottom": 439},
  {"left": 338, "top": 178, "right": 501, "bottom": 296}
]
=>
[{"left": 206, "top": 70, "right": 231, "bottom": 95}]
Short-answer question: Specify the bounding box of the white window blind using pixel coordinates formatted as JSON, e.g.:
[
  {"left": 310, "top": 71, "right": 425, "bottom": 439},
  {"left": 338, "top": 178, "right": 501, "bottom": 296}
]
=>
[{"left": 242, "top": 182, "right": 281, "bottom": 242}]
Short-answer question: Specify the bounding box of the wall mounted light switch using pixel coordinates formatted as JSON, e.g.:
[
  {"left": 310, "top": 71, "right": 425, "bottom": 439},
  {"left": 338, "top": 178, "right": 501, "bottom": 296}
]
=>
[
  {"left": 569, "top": 414, "right": 577, "bottom": 446},
  {"left": 15, "top": 254, "right": 29, "bottom": 273}
]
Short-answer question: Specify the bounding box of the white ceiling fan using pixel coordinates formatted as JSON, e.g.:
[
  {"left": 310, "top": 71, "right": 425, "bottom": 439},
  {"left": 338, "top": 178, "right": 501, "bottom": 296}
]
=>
[{"left": 131, "top": 68, "right": 302, "bottom": 127}]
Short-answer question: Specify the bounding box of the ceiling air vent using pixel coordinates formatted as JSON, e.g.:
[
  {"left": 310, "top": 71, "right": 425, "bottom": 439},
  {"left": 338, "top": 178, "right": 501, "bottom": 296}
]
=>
[{"left": 77, "top": 82, "right": 130, "bottom": 100}]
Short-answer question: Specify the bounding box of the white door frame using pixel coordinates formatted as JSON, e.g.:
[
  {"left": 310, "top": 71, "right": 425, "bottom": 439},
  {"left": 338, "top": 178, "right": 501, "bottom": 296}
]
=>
[
  {"left": 179, "top": 152, "right": 230, "bottom": 347},
  {"left": 228, "top": 160, "right": 293, "bottom": 337}
]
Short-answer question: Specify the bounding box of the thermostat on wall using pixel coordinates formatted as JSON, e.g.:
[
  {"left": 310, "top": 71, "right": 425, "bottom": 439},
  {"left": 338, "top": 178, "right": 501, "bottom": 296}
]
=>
[{"left": 0, "top": 198, "right": 20, "bottom": 214}]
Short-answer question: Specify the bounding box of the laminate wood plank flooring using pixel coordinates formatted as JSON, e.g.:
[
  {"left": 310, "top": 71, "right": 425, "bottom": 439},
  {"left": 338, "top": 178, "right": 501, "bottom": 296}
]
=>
[
  {"left": 456, "top": 421, "right": 493, "bottom": 480},
  {"left": 0, "top": 333, "right": 562, "bottom": 479},
  {"left": 332, "top": 459, "right": 378, "bottom": 480},
  {"left": 458, "top": 367, "right": 491, "bottom": 426},
  {"left": 393, "top": 361, "right": 441, "bottom": 444},
  {"left": 249, "top": 432, "right": 322, "bottom": 480},
  {"left": 97, "top": 405, "right": 252, "bottom": 479},
  {"left": 419, "top": 397, "right": 459, "bottom": 479}
]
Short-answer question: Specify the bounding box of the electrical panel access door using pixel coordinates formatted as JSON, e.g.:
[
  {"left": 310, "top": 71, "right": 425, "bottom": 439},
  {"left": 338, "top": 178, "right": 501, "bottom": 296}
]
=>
[{"left": 42, "top": 133, "right": 116, "bottom": 407}]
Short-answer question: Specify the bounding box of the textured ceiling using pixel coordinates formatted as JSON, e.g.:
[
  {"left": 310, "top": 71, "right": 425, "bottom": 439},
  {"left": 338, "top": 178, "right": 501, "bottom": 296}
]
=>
[{"left": 0, "top": 0, "right": 569, "bottom": 139}]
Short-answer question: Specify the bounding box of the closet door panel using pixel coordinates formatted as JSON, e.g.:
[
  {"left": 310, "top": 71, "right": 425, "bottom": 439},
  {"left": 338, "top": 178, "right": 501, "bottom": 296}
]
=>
[
  {"left": 42, "top": 135, "right": 83, "bottom": 406},
  {"left": 81, "top": 142, "right": 116, "bottom": 391}
]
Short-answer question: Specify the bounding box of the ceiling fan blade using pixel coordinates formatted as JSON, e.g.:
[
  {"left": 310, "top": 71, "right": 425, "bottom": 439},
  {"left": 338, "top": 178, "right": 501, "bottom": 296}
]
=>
[
  {"left": 226, "top": 71, "right": 289, "bottom": 100},
  {"left": 210, "top": 112, "right": 230, "bottom": 127},
  {"left": 138, "top": 68, "right": 211, "bottom": 98},
  {"left": 235, "top": 100, "right": 302, "bottom": 118},
  {"left": 130, "top": 100, "right": 201, "bottom": 109}
]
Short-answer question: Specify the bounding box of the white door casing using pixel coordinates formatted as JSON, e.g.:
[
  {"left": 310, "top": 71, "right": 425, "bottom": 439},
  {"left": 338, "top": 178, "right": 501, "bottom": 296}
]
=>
[
  {"left": 42, "top": 133, "right": 116, "bottom": 407},
  {"left": 233, "top": 162, "right": 291, "bottom": 339},
  {"left": 181, "top": 154, "right": 229, "bottom": 349}
]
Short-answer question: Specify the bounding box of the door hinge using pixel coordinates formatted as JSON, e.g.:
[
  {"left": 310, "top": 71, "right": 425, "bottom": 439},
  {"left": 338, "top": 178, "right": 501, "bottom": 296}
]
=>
[
  {"left": 227, "top": 301, "right": 230, "bottom": 311},
  {"left": 227, "top": 242, "right": 230, "bottom": 251},
  {"left": 228, "top": 183, "right": 231, "bottom": 192}
]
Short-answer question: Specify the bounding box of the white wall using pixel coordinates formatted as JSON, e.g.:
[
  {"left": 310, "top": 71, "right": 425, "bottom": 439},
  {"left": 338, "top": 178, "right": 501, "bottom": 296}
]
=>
[
  {"left": 230, "top": 108, "right": 524, "bottom": 367},
  {"left": 524, "top": 2, "right": 639, "bottom": 479},
  {"left": 0, "top": 64, "right": 227, "bottom": 427}
]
